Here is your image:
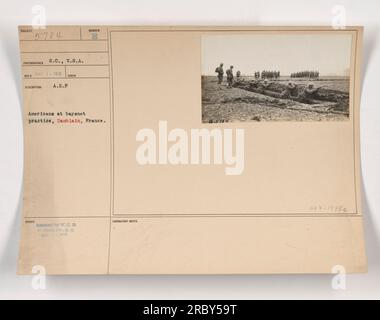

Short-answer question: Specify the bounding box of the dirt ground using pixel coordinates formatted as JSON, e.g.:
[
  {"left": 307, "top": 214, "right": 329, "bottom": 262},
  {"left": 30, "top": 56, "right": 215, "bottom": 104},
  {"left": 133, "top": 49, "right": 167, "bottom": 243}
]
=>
[{"left": 201, "top": 76, "right": 349, "bottom": 122}]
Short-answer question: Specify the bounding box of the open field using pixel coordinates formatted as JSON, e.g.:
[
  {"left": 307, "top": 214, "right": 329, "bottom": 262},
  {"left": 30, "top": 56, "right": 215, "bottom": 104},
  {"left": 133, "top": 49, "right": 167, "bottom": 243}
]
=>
[{"left": 201, "top": 76, "right": 350, "bottom": 122}]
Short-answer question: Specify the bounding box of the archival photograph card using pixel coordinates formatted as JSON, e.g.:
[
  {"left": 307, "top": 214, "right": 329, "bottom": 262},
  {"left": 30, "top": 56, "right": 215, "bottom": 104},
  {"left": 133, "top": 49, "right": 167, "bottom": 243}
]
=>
[
  {"left": 17, "top": 26, "right": 366, "bottom": 274},
  {"left": 201, "top": 33, "right": 352, "bottom": 122}
]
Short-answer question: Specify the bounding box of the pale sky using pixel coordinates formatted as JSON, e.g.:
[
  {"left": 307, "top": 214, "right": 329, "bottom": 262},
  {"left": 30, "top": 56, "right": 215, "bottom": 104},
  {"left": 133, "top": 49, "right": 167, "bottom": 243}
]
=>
[{"left": 202, "top": 33, "right": 352, "bottom": 76}]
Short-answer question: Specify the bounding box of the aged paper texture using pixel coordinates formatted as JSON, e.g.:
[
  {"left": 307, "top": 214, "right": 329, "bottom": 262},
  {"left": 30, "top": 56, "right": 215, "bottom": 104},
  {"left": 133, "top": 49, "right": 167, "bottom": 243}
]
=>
[{"left": 17, "top": 26, "right": 366, "bottom": 274}]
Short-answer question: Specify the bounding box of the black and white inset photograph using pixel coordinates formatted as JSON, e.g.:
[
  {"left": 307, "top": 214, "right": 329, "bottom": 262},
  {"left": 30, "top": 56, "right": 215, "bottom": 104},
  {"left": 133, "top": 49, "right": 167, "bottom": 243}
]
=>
[{"left": 201, "top": 33, "right": 352, "bottom": 122}]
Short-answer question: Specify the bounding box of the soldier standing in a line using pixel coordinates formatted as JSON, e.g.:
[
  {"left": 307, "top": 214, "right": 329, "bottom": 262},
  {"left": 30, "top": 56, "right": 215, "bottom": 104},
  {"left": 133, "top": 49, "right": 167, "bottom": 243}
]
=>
[
  {"left": 226, "top": 65, "right": 234, "bottom": 88},
  {"left": 215, "top": 63, "right": 224, "bottom": 84}
]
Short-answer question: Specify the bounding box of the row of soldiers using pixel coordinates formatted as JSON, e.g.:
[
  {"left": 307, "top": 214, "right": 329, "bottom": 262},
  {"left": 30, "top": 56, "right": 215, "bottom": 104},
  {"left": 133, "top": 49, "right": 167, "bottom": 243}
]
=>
[
  {"left": 252, "top": 79, "right": 324, "bottom": 103},
  {"left": 254, "top": 70, "right": 281, "bottom": 79},
  {"left": 215, "top": 63, "right": 324, "bottom": 103},
  {"left": 291, "top": 70, "right": 320, "bottom": 78},
  {"left": 216, "top": 64, "right": 282, "bottom": 86},
  {"left": 215, "top": 64, "right": 282, "bottom": 88}
]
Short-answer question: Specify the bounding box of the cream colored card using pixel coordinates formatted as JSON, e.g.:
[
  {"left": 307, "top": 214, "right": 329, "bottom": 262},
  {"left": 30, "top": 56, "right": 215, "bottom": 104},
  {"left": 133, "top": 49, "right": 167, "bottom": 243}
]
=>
[{"left": 17, "top": 26, "right": 366, "bottom": 274}]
